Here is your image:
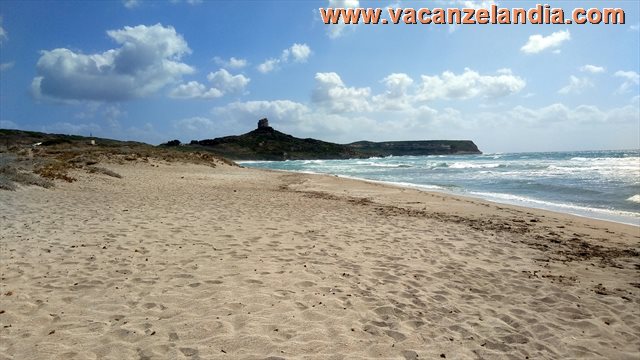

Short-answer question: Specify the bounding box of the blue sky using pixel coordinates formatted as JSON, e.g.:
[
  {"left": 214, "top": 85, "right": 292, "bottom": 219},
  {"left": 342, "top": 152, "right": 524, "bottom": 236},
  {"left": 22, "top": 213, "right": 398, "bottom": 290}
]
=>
[{"left": 0, "top": 0, "right": 638, "bottom": 152}]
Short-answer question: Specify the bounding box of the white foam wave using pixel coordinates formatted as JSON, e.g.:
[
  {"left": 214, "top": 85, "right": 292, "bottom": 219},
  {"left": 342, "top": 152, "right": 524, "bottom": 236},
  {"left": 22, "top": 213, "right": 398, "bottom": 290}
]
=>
[
  {"left": 358, "top": 179, "right": 445, "bottom": 191},
  {"left": 426, "top": 162, "right": 449, "bottom": 169},
  {"left": 449, "top": 162, "right": 503, "bottom": 169},
  {"left": 469, "top": 191, "right": 639, "bottom": 225},
  {"left": 235, "top": 160, "right": 272, "bottom": 164},
  {"left": 354, "top": 161, "right": 412, "bottom": 168},
  {"left": 302, "top": 160, "right": 326, "bottom": 165},
  {"left": 627, "top": 195, "right": 640, "bottom": 203}
]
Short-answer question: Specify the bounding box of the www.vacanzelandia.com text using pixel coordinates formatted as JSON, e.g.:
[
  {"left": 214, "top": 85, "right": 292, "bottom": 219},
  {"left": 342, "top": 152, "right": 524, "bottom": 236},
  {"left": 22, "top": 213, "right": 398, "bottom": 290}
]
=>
[{"left": 319, "top": 4, "right": 626, "bottom": 25}]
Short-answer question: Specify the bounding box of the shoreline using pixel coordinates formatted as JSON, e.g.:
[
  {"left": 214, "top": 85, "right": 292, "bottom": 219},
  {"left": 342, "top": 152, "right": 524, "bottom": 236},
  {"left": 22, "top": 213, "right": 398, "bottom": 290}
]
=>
[
  {"left": 276, "top": 167, "right": 639, "bottom": 239},
  {"left": 1, "top": 161, "right": 638, "bottom": 359},
  {"left": 239, "top": 165, "right": 640, "bottom": 227}
]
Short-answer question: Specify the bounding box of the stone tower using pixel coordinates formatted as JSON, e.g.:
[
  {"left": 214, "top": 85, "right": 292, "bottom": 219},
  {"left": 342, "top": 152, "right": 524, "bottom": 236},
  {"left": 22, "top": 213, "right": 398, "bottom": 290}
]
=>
[{"left": 257, "top": 118, "right": 269, "bottom": 129}]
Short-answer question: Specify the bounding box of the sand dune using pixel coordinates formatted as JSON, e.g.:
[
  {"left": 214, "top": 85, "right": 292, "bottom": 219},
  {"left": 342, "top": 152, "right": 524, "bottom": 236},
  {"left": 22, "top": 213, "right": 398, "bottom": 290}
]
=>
[{"left": 1, "top": 161, "right": 638, "bottom": 359}]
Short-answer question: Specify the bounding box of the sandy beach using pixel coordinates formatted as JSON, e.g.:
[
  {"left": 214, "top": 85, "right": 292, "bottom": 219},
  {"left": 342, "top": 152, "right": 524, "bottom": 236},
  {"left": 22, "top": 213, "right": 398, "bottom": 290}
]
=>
[{"left": 1, "top": 160, "right": 638, "bottom": 359}]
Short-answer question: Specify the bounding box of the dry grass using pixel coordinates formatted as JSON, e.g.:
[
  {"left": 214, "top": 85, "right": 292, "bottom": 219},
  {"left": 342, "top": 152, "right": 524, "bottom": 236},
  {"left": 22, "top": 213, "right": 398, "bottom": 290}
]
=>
[
  {"left": 34, "top": 162, "right": 76, "bottom": 182},
  {"left": 0, "top": 164, "right": 54, "bottom": 190},
  {"left": 0, "top": 132, "right": 236, "bottom": 191},
  {"left": 0, "top": 176, "right": 17, "bottom": 191},
  {"left": 85, "top": 166, "right": 122, "bottom": 178}
]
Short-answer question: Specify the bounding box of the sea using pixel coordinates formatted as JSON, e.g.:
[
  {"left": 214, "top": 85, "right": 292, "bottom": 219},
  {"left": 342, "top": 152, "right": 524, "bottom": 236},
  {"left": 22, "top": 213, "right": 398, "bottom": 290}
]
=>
[{"left": 239, "top": 150, "right": 640, "bottom": 226}]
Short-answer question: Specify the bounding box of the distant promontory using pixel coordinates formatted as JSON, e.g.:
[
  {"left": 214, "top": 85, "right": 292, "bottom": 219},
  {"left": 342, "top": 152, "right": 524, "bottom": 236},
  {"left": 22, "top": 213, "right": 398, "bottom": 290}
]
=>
[{"left": 186, "top": 118, "right": 482, "bottom": 160}]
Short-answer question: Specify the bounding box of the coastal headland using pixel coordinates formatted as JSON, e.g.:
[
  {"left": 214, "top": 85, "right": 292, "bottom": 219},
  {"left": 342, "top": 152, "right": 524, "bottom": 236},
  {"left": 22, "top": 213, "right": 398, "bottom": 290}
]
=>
[{"left": 187, "top": 118, "right": 482, "bottom": 160}]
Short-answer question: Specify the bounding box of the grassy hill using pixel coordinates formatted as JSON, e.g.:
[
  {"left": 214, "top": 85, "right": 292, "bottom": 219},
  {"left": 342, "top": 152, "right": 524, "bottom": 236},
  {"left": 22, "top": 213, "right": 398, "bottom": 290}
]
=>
[{"left": 189, "top": 126, "right": 362, "bottom": 160}]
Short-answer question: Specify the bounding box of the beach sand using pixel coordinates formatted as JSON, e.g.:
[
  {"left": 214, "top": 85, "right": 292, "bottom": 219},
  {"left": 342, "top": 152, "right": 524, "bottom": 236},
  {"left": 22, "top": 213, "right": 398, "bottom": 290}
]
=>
[{"left": 1, "top": 161, "right": 638, "bottom": 359}]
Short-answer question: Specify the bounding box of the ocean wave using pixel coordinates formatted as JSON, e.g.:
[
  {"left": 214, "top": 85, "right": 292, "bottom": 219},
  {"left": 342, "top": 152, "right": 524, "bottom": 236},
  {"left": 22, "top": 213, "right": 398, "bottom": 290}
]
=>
[
  {"left": 366, "top": 179, "right": 446, "bottom": 191},
  {"left": 449, "top": 162, "right": 505, "bottom": 169},
  {"left": 354, "top": 161, "right": 413, "bottom": 168},
  {"left": 627, "top": 195, "right": 640, "bottom": 203},
  {"left": 469, "top": 191, "right": 639, "bottom": 223},
  {"left": 235, "top": 160, "right": 273, "bottom": 165},
  {"left": 426, "top": 162, "right": 449, "bottom": 169},
  {"left": 569, "top": 156, "right": 640, "bottom": 164}
]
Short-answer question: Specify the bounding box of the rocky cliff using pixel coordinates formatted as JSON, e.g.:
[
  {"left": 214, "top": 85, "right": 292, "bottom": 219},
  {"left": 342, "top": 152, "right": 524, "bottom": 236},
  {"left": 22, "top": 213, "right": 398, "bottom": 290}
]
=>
[{"left": 349, "top": 140, "right": 481, "bottom": 156}]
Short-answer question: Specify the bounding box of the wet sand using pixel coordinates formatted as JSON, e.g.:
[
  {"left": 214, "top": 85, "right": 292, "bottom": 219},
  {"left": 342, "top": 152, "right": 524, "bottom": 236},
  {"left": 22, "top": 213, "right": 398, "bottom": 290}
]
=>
[{"left": 1, "top": 161, "right": 638, "bottom": 359}]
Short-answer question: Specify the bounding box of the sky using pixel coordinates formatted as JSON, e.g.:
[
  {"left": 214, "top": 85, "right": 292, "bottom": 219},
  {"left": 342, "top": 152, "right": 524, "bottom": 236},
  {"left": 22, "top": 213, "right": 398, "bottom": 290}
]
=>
[{"left": 0, "top": 0, "right": 638, "bottom": 153}]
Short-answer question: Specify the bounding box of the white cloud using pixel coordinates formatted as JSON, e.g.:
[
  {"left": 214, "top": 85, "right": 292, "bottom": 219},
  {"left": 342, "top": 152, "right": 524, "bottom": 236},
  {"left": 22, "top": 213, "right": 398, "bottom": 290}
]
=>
[
  {"left": 0, "top": 62, "right": 14, "bottom": 71},
  {"left": 213, "top": 56, "right": 248, "bottom": 69},
  {"left": 257, "top": 58, "right": 279, "bottom": 74},
  {"left": 580, "top": 64, "right": 605, "bottom": 74},
  {"left": 521, "top": 29, "right": 571, "bottom": 54},
  {"left": 615, "top": 70, "right": 640, "bottom": 94},
  {"left": 211, "top": 100, "right": 313, "bottom": 135},
  {"left": 200, "top": 68, "right": 526, "bottom": 143},
  {"left": 173, "top": 116, "right": 216, "bottom": 135},
  {"left": 242, "top": 68, "right": 524, "bottom": 119},
  {"left": 474, "top": 102, "right": 640, "bottom": 151},
  {"left": 328, "top": 0, "right": 359, "bottom": 8},
  {"left": 206, "top": 69, "right": 250, "bottom": 93},
  {"left": 258, "top": 43, "right": 312, "bottom": 74},
  {"left": 500, "top": 103, "right": 639, "bottom": 126},
  {"left": 372, "top": 73, "right": 414, "bottom": 111},
  {"left": 558, "top": 76, "right": 594, "bottom": 95},
  {"left": 282, "top": 43, "right": 311, "bottom": 63},
  {"left": 32, "top": 24, "right": 194, "bottom": 102},
  {"left": 615, "top": 71, "right": 640, "bottom": 82},
  {"left": 381, "top": 73, "right": 414, "bottom": 96},
  {"left": 325, "top": 0, "right": 359, "bottom": 39},
  {"left": 416, "top": 68, "right": 525, "bottom": 101},
  {"left": 215, "top": 100, "right": 309, "bottom": 122},
  {"left": 122, "top": 0, "right": 140, "bottom": 9},
  {"left": 170, "top": 68, "right": 250, "bottom": 100},
  {"left": 169, "top": 81, "right": 223, "bottom": 99},
  {"left": 0, "top": 18, "right": 7, "bottom": 43},
  {"left": 630, "top": 23, "right": 639, "bottom": 31},
  {"left": 312, "top": 72, "right": 371, "bottom": 113}
]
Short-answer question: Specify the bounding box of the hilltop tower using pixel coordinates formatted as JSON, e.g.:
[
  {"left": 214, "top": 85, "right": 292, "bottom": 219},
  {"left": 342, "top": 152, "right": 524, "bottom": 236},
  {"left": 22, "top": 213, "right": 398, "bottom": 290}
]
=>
[{"left": 257, "top": 118, "right": 270, "bottom": 129}]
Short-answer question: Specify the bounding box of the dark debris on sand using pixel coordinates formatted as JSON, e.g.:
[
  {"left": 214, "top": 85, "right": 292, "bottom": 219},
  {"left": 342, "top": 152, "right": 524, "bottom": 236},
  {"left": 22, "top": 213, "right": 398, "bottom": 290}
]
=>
[{"left": 294, "top": 186, "right": 639, "bottom": 271}]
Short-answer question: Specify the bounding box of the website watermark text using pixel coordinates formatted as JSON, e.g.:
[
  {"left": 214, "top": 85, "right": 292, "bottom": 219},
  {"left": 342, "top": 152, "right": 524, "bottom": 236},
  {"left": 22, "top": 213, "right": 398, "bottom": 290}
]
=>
[{"left": 319, "top": 4, "right": 626, "bottom": 26}]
